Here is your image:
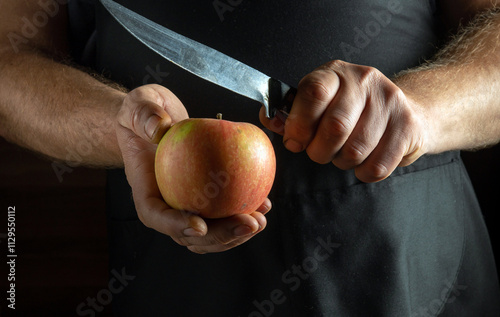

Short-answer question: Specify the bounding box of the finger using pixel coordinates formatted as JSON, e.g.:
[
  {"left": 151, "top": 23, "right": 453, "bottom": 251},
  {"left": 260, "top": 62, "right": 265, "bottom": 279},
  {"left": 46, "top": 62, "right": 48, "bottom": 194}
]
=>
[
  {"left": 283, "top": 66, "right": 340, "bottom": 153},
  {"left": 353, "top": 133, "right": 404, "bottom": 183},
  {"left": 182, "top": 209, "right": 267, "bottom": 248},
  {"left": 354, "top": 112, "right": 424, "bottom": 183},
  {"left": 259, "top": 106, "right": 286, "bottom": 135},
  {"left": 304, "top": 79, "right": 365, "bottom": 164},
  {"left": 186, "top": 212, "right": 267, "bottom": 254},
  {"left": 141, "top": 201, "right": 208, "bottom": 240},
  {"left": 330, "top": 89, "right": 389, "bottom": 169},
  {"left": 126, "top": 155, "right": 209, "bottom": 240},
  {"left": 399, "top": 140, "right": 425, "bottom": 167},
  {"left": 118, "top": 128, "right": 209, "bottom": 238},
  {"left": 116, "top": 105, "right": 206, "bottom": 240},
  {"left": 118, "top": 98, "right": 171, "bottom": 144},
  {"left": 255, "top": 197, "right": 272, "bottom": 215},
  {"left": 173, "top": 199, "right": 269, "bottom": 252},
  {"left": 117, "top": 85, "right": 188, "bottom": 144}
]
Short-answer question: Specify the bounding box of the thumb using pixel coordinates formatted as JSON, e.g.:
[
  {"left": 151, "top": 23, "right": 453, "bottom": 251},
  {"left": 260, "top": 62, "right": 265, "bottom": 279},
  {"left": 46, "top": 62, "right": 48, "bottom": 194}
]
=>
[
  {"left": 117, "top": 85, "right": 189, "bottom": 144},
  {"left": 118, "top": 99, "right": 172, "bottom": 145}
]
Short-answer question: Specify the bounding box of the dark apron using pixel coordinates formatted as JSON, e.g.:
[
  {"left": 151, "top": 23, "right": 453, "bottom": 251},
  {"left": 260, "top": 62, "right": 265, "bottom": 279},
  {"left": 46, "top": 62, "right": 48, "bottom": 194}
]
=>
[{"left": 69, "top": 0, "right": 500, "bottom": 315}]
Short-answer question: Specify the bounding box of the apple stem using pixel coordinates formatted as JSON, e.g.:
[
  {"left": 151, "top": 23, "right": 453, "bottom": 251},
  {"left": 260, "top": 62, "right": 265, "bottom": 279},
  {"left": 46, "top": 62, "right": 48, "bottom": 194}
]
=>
[{"left": 217, "top": 113, "right": 223, "bottom": 120}]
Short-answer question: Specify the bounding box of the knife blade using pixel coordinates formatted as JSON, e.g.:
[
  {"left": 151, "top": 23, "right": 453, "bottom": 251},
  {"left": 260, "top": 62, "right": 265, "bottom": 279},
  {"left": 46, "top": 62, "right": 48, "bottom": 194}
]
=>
[{"left": 100, "top": 0, "right": 296, "bottom": 119}]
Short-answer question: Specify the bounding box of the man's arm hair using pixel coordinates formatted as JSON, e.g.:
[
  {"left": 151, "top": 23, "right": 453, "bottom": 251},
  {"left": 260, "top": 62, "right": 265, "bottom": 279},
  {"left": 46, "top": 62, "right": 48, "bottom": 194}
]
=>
[
  {"left": 0, "top": 1, "right": 126, "bottom": 167},
  {"left": 2, "top": 0, "right": 499, "bottom": 168},
  {"left": 394, "top": 4, "right": 500, "bottom": 152}
]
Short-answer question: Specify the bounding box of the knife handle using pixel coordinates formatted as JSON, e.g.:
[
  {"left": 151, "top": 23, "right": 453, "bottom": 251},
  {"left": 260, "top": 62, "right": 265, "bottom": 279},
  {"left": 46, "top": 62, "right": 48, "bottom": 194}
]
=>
[
  {"left": 268, "top": 78, "right": 297, "bottom": 119},
  {"left": 280, "top": 87, "right": 297, "bottom": 117}
]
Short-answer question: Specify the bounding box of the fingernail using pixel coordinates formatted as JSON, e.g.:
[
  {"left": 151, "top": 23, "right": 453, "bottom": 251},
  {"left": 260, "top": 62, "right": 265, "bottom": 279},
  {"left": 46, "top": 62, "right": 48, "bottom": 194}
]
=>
[
  {"left": 183, "top": 227, "right": 204, "bottom": 237},
  {"left": 145, "top": 114, "right": 162, "bottom": 140},
  {"left": 284, "top": 139, "right": 304, "bottom": 152},
  {"left": 233, "top": 225, "right": 254, "bottom": 237},
  {"left": 257, "top": 201, "right": 272, "bottom": 213},
  {"left": 262, "top": 203, "right": 271, "bottom": 213}
]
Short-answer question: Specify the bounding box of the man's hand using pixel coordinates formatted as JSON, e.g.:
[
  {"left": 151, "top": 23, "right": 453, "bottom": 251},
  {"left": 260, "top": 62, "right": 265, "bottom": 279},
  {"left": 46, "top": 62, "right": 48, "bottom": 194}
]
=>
[
  {"left": 116, "top": 84, "right": 269, "bottom": 253},
  {"left": 261, "top": 60, "right": 430, "bottom": 183}
]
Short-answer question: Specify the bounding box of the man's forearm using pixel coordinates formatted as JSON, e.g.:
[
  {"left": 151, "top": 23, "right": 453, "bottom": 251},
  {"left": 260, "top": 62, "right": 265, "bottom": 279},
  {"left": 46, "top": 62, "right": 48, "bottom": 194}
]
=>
[
  {"left": 0, "top": 50, "right": 127, "bottom": 167},
  {"left": 395, "top": 7, "right": 500, "bottom": 153}
]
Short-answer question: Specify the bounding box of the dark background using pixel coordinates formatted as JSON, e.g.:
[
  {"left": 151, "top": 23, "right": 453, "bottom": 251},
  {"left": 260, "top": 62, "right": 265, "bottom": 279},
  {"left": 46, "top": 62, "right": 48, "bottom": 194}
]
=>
[
  {"left": 0, "top": 139, "right": 112, "bottom": 316},
  {"left": 0, "top": 138, "right": 498, "bottom": 316}
]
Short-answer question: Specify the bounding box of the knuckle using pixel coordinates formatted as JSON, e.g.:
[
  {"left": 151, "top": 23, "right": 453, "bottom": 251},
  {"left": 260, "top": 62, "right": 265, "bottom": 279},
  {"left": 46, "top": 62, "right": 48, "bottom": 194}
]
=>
[
  {"left": 298, "top": 78, "right": 333, "bottom": 103},
  {"left": 358, "top": 162, "right": 390, "bottom": 183},
  {"left": 391, "top": 105, "right": 420, "bottom": 140},
  {"left": 320, "top": 112, "right": 354, "bottom": 140},
  {"left": 385, "top": 88, "right": 421, "bottom": 141},
  {"left": 125, "top": 89, "right": 146, "bottom": 109},
  {"left": 386, "top": 85, "right": 407, "bottom": 109},
  {"left": 358, "top": 65, "right": 382, "bottom": 87},
  {"left": 342, "top": 140, "right": 368, "bottom": 164},
  {"left": 400, "top": 108, "right": 419, "bottom": 128},
  {"left": 286, "top": 118, "right": 314, "bottom": 141},
  {"left": 324, "top": 59, "right": 347, "bottom": 72},
  {"left": 369, "top": 163, "right": 390, "bottom": 180}
]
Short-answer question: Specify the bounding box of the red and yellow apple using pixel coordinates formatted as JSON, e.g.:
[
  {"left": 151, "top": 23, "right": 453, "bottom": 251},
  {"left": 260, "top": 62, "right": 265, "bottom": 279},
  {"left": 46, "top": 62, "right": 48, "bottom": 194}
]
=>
[{"left": 155, "top": 115, "right": 276, "bottom": 219}]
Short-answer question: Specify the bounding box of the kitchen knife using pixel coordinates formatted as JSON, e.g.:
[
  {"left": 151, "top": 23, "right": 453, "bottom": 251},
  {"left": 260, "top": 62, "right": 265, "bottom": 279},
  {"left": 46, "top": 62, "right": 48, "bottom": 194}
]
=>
[{"left": 100, "top": 0, "right": 296, "bottom": 119}]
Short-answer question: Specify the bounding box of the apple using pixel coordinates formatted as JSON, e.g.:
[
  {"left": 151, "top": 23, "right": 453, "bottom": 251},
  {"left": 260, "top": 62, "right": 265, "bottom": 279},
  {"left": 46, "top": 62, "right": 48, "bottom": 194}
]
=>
[{"left": 155, "top": 114, "right": 276, "bottom": 219}]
